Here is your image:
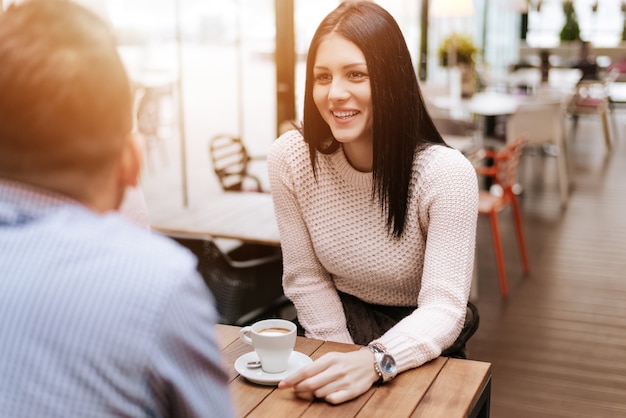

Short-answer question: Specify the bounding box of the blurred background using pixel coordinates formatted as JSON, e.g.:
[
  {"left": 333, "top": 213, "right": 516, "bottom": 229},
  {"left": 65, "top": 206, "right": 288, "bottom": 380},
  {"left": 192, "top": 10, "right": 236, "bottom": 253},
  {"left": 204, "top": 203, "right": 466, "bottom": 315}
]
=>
[{"left": 4, "top": 0, "right": 623, "bottom": 207}]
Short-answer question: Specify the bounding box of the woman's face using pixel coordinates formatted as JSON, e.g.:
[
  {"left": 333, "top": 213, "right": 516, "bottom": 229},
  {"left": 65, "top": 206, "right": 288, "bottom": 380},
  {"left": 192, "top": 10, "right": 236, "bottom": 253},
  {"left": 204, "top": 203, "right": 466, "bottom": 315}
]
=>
[{"left": 312, "top": 34, "right": 373, "bottom": 147}]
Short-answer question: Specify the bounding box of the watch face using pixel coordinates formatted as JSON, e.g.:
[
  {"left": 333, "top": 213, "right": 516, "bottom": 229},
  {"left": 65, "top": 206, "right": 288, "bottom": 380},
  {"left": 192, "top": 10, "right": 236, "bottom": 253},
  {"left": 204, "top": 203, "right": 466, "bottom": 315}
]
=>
[{"left": 381, "top": 354, "right": 397, "bottom": 374}]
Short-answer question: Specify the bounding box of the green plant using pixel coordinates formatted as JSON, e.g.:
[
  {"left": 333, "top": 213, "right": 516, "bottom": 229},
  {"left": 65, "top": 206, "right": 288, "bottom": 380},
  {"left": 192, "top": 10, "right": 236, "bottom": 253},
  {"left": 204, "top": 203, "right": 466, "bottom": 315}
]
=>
[
  {"left": 560, "top": 0, "right": 580, "bottom": 42},
  {"left": 438, "top": 33, "right": 478, "bottom": 67}
]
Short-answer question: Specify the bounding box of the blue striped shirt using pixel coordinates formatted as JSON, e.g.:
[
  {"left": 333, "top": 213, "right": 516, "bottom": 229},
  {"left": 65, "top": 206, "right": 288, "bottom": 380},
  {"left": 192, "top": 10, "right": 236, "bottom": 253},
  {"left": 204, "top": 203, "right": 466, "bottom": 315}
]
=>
[{"left": 0, "top": 180, "right": 234, "bottom": 418}]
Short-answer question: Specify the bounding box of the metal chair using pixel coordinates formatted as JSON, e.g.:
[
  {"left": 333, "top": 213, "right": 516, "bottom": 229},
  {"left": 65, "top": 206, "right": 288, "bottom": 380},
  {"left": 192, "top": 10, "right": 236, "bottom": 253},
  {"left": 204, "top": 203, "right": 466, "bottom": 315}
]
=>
[
  {"left": 566, "top": 80, "right": 613, "bottom": 154},
  {"left": 170, "top": 236, "right": 291, "bottom": 326},
  {"left": 209, "top": 134, "right": 265, "bottom": 192},
  {"left": 506, "top": 100, "right": 571, "bottom": 209},
  {"left": 476, "top": 136, "right": 529, "bottom": 297}
]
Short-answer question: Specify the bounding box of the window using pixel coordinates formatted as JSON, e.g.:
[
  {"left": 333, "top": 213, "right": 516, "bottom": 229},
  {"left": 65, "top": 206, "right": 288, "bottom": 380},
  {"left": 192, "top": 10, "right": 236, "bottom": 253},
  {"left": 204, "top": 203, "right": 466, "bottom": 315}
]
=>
[{"left": 526, "top": 0, "right": 624, "bottom": 47}]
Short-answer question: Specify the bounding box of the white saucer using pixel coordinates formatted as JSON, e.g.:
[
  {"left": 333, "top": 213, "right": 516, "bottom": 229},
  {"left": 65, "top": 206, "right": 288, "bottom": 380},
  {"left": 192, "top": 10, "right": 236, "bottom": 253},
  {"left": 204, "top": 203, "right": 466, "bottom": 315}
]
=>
[{"left": 234, "top": 351, "right": 313, "bottom": 386}]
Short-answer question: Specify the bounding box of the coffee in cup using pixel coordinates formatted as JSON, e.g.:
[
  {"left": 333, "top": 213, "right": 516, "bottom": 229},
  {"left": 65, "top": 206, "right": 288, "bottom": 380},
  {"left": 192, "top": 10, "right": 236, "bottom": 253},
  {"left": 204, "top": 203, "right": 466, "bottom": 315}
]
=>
[
  {"left": 258, "top": 327, "right": 291, "bottom": 336},
  {"left": 239, "top": 319, "right": 297, "bottom": 373}
]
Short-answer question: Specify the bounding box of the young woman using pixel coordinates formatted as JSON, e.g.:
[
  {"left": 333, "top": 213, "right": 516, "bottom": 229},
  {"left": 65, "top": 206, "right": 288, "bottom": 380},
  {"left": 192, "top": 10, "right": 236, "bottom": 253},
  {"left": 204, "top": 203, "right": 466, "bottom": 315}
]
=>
[{"left": 268, "top": 1, "right": 478, "bottom": 404}]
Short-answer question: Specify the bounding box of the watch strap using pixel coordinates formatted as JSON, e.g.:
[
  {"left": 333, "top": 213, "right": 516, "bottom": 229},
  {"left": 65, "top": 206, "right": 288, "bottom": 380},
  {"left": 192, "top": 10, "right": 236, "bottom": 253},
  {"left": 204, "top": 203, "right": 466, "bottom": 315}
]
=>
[{"left": 367, "top": 343, "right": 396, "bottom": 383}]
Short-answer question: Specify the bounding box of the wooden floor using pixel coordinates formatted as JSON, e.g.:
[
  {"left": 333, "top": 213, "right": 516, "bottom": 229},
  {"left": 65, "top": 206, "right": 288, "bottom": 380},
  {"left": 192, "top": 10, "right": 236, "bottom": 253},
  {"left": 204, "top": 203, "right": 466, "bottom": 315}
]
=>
[{"left": 468, "top": 112, "right": 626, "bottom": 417}]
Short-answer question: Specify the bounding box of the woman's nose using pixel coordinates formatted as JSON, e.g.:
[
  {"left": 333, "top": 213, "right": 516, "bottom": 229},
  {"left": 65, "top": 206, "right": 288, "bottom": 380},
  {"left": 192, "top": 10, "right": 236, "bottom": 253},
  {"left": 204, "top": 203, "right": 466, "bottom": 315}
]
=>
[{"left": 328, "top": 78, "right": 350, "bottom": 101}]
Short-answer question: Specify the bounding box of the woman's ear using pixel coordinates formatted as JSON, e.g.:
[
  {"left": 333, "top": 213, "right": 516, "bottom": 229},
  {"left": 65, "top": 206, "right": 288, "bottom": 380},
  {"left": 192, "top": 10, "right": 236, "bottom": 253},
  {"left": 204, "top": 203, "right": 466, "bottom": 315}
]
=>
[{"left": 119, "top": 133, "right": 142, "bottom": 189}]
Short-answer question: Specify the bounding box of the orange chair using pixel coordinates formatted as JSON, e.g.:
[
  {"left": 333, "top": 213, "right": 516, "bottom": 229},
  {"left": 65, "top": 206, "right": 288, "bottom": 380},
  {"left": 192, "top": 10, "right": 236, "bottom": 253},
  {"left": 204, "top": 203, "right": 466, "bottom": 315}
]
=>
[{"left": 476, "top": 136, "right": 529, "bottom": 296}]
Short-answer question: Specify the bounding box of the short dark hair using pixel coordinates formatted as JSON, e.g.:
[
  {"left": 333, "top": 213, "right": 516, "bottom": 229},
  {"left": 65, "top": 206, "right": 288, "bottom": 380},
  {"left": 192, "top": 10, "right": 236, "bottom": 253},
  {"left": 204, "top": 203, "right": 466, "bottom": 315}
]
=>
[
  {"left": 302, "top": 1, "right": 445, "bottom": 237},
  {"left": 0, "top": 0, "right": 133, "bottom": 182}
]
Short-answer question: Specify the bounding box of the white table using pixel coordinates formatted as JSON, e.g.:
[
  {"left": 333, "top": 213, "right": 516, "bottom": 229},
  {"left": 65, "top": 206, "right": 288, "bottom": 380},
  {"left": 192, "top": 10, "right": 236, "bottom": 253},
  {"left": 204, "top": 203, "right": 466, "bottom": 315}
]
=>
[
  {"left": 432, "top": 91, "right": 520, "bottom": 118},
  {"left": 467, "top": 92, "right": 520, "bottom": 116},
  {"left": 609, "top": 81, "right": 626, "bottom": 105}
]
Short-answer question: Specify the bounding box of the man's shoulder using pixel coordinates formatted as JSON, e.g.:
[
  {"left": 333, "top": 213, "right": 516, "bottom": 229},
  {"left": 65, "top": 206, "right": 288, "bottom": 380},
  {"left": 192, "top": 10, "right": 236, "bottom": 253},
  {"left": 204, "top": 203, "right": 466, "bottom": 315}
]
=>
[
  {"left": 95, "top": 213, "right": 198, "bottom": 275},
  {"left": 37, "top": 208, "right": 200, "bottom": 287}
]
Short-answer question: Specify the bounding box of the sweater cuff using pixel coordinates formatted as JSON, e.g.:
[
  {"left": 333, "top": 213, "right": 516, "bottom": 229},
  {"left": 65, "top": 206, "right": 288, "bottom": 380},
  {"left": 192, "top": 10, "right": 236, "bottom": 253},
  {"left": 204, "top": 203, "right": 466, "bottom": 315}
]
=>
[
  {"left": 307, "top": 329, "right": 354, "bottom": 345},
  {"left": 376, "top": 334, "right": 438, "bottom": 373}
]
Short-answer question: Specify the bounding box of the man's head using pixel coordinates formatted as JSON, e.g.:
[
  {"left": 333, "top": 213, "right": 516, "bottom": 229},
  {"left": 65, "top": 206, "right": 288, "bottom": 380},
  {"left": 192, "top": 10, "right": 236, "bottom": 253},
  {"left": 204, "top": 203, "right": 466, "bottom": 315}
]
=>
[{"left": 0, "top": 0, "right": 138, "bottom": 208}]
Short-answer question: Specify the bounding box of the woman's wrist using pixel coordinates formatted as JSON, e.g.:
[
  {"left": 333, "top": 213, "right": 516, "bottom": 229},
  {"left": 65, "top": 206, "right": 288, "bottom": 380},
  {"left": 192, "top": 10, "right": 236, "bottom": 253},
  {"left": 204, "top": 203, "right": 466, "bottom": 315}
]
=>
[
  {"left": 359, "top": 347, "right": 385, "bottom": 384},
  {"left": 365, "top": 343, "right": 398, "bottom": 383}
]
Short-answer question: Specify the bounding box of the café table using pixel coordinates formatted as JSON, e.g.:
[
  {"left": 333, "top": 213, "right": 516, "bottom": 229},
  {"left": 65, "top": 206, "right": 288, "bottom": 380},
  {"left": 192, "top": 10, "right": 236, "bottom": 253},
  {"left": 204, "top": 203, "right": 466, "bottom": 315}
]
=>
[
  {"left": 216, "top": 324, "right": 492, "bottom": 418},
  {"left": 149, "top": 191, "right": 280, "bottom": 246},
  {"left": 609, "top": 81, "right": 626, "bottom": 111},
  {"left": 609, "top": 81, "right": 626, "bottom": 99},
  {"left": 431, "top": 91, "right": 520, "bottom": 119},
  {"left": 431, "top": 91, "right": 521, "bottom": 148},
  {"left": 431, "top": 89, "right": 568, "bottom": 139}
]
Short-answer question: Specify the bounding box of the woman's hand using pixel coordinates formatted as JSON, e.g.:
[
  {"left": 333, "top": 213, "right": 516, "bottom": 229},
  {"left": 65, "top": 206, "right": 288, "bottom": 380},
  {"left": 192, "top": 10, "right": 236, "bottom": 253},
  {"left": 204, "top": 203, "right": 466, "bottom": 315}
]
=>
[{"left": 278, "top": 348, "right": 379, "bottom": 404}]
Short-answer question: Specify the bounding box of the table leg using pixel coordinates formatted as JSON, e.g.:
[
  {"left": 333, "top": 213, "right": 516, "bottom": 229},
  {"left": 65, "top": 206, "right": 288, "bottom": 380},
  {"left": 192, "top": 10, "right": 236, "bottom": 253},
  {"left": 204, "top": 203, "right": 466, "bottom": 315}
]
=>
[{"left": 469, "top": 376, "right": 491, "bottom": 418}]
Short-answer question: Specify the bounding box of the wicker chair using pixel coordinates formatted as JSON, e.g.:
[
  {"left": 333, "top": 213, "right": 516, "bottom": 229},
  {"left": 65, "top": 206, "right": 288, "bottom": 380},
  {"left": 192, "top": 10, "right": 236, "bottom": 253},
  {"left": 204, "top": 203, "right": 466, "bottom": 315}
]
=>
[
  {"left": 170, "top": 237, "right": 290, "bottom": 325},
  {"left": 209, "top": 134, "right": 265, "bottom": 192}
]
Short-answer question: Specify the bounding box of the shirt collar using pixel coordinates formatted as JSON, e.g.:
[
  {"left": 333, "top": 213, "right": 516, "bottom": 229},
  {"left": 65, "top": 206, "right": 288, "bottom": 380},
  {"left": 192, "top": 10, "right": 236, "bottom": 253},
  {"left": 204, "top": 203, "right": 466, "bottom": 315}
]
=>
[{"left": 0, "top": 179, "right": 80, "bottom": 226}]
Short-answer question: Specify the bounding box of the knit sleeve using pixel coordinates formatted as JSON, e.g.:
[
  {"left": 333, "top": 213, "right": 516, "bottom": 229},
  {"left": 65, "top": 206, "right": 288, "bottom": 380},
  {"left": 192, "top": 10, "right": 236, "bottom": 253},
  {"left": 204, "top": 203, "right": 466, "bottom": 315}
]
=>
[
  {"left": 375, "top": 146, "right": 478, "bottom": 372},
  {"left": 267, "top": 132, "right": 353, "bottom": 343}
]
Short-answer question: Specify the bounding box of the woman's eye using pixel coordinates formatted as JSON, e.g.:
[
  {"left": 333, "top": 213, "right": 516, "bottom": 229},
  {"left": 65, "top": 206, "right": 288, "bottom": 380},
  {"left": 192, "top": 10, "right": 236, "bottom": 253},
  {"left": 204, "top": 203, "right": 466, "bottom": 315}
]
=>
[
  {"left": 348, "top": 71, "right": 368, "bottom": 80},
  {"left": 314, "top": 73, "right": 331, "bottom": 83}
]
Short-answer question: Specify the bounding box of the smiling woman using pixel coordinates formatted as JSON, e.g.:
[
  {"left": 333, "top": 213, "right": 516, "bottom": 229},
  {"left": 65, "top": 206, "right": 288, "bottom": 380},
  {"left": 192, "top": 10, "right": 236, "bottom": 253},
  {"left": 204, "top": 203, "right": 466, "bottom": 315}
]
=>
[{"left": 267, "top": 0, "right": 479, "bottom": 406}]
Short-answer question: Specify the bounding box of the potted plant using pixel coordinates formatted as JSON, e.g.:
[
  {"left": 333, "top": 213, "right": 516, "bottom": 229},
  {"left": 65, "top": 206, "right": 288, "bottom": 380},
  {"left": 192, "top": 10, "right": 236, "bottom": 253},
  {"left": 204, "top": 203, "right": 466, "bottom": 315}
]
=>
[
  {"left": 621, "top": 1, "right": 626, "bottom": 41},
  {"left": 438, "top": 33, "right": 479, "bottom": 97},
  {"left": 560, "top": 0, "right": 580, "bottom": 42},
  {"left": 438, "top": 32, "right": 478, "bottom": 67}
]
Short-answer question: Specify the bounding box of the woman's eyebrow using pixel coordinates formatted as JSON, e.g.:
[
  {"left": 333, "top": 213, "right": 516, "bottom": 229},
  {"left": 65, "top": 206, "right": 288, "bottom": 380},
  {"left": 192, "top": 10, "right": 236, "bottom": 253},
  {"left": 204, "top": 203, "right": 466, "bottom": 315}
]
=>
[{"left": 313, "top": 62, "right": 367, "bottom": 70}]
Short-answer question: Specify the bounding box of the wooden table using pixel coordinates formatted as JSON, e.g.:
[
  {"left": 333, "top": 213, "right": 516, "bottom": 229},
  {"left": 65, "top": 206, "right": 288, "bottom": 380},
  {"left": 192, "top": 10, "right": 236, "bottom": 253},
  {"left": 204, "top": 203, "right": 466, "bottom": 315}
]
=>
[
  {"left": 149, "top": 191, "right": 280, "bottom": 246},
  {"left": 216, "top": 324, "right": 492, "bottom": 418}
]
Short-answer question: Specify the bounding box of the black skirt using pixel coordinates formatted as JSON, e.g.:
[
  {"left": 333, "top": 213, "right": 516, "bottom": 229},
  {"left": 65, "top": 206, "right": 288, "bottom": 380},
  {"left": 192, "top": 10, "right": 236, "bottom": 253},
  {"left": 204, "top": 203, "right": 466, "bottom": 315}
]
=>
[{"left": 337, "top": 291, "right": 479, "bottom": 359}]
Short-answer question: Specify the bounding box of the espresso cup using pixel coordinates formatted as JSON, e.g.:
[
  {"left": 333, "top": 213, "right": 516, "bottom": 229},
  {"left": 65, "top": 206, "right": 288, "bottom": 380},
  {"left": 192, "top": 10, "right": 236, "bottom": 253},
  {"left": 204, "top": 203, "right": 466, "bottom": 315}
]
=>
[{"left": 239, "top": 319, "right": 297, "bottom": 373}]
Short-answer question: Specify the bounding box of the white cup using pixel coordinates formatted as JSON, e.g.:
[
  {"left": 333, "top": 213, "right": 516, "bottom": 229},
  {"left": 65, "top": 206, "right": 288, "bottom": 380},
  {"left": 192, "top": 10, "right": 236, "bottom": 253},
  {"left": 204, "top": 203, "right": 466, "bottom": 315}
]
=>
[{"left": 239, "top": 319, "right": 297, "bottom": 373}]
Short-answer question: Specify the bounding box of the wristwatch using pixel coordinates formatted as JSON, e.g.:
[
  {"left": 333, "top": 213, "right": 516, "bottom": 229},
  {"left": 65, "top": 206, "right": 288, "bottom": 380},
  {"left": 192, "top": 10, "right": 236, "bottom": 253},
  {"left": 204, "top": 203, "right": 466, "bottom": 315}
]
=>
[{"left": 367, "top": 343, "right": 397, "bottom": 383}]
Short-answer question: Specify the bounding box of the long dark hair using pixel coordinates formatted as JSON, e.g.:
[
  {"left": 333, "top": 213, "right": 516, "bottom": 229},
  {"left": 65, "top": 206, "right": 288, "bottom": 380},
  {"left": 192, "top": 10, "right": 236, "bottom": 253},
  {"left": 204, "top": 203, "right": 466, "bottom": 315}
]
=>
[{"left": 302, "top": 1, "right": 446, "bottom": 238}]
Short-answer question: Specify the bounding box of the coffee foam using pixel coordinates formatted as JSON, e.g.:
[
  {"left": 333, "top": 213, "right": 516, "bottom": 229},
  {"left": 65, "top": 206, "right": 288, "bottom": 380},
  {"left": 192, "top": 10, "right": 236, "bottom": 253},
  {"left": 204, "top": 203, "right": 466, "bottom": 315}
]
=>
[{"left": 258, "top": 327, "right": 291, "bottom": 336}]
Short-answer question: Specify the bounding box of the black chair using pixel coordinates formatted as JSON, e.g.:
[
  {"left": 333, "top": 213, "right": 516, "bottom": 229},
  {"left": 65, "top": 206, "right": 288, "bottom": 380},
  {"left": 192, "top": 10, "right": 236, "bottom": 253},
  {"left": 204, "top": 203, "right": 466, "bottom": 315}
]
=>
[
  {"left": 209, "top": 134, "right": 265, "bottom": 192},
  {"left": 171, "top": 236, "right": 291, "bottom": 326},
  {"left": 432, "top": 116, "right": 481, "bottom": 156}
]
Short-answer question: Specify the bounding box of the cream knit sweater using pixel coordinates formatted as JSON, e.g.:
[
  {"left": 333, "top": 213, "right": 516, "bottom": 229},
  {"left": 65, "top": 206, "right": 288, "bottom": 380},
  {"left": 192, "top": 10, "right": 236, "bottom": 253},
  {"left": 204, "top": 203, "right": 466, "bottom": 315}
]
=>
[{"left": 268, "top": 130, "right": 478, "bottom": 373}]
